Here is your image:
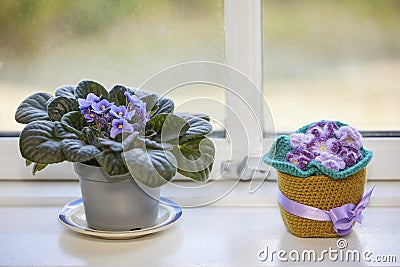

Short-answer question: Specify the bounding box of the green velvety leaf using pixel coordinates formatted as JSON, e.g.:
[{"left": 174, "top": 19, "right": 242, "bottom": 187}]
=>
[
  {"left": 109, "top": 85, "right": 128, "bottom": 106},
  {"left": 15, "top": 92, "right": 52, "bottom": 124},
  {"left": 61, "top": 139, "right": 100, "bottom": 162},
  {"left": 25, "top": 159, "right": 32, "bottom": 166},
  {"left": 122, "top": 133, "right": 172, "bottom": 151},
  {"left": 123, "top": 148, "right": 177, "bottom": 188},
  {"left": 19, "top": 121, "right": 65, "bottom": 164},
  {"left": 47, "top": 96, "right": 79, "bottom": 121},
  {"left": 143, "top": 138, "right": 173, "bottom": 151},
  {"left": 54, "top": 122, "right": 79, "bottom": 139},
  {"left": 150, "top": 103, "right": 159, "bottom": 112},
  {"left": 175, "top": 112, "right": 210, "bottom": 122},
  {"left": 179, "top": 115, "right": 213, "bottom": 143},
  {"left": 98, "top": 138, "right": 123, "bottom": 152},
  {"left": 74, "top": 80, "right": 109, "bottom": 100},
  {"left": 95, "top": 149, "right": 128, "bottom": 176},
  {"left": 172, "top": 137, "right": 215, "bottom": 182},
  {"left": 127, "top": 87, "right": 147, "bottom": 98},
  {"left": 154, "top": 97, "right": 174, "bottom": 115},
  {"left": 55, "top": 85, "right": 76, "bottom": 99},
  {"left": 140, "top": 93, "right": 159, "bottom": 112},
  {"left": 32, "top": 163, "right": 48, "bottom": 175},
  {"left": 61, "top": 111, "right": 88, "bottom": 132},
  {"left": 146, "top": 114, "right": 190, "bottom": 143},
  {"left": 122, "top": 132, "right": 139, "bottom": 151},
  {"left": 81, "top": 127, "right": 97, "bottom": 145}
]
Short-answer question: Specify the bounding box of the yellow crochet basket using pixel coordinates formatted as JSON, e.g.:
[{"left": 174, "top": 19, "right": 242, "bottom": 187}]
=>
[
  {"left": 263, "top": 121, "right": 373, "bottom": 238},
  {"left": 277, "top": 168, "right": 366, "bottom": 238}
]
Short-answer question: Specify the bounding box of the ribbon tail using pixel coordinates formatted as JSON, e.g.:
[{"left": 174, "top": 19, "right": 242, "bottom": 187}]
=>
[
  {"left": 356, "top": 185, "right": 375, "bottom": 213},
  {"left": 335, "top": 226, "right": 353, "bottom": 236},
  {"left": 354, "top": 214, "right": 363, "bottom": 224},
  {"left": 329, "top": 206, "right": 354, "bottom": 236}
]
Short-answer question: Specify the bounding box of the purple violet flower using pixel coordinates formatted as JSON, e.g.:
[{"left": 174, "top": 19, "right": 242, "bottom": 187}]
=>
[
  {"left": 78, "top": 93, "right": 100, "bottom": 114},
  {"left": 290, "top": 133, "right": 314, "bottom": 149},
  {"left": 315, "top": 153, "right": 346, "bottom": 172},
  {"left": 83, "top": 111, "right": 97, "bottom": 123},
  {"left": 98, "top": 117, "right": 108, "bottom": 129},
  {"left": 285, "top": 148, "right": 315, "bottom": 170},
  {"left": 128, "top": 94, "right": 142, "bottom": 106},
  {"left": 338, "top": 146, "right": 362, "bottom": 167},
  {"left": 110, "top": 105, "right": 135, "bottom": 120},
  {"left": 92, "top": 99, "right": 113, "bottom": 114},
  {"left": 103, "top": 112, "right": 112, "bottom": 121},
  {"left": 127, "top": 95, "right": 150, "bottom": 131},
  {"left": 79, "top": 106, "right": 90, "bottom": 115},
  {"left": 124, "top": 91, "right": 133, "bottom": 103},
  {"left": 335, "top": 126, "right": 363, "bottom": 149},
  {"left": 307, "top": 121, "right": 339, "bottom": 139},
  {"left": 309, "top": 137, "right": 340, "bottom": 156},
  {"left": 110, "top": 118, "right": 134, "bottom": 138}
]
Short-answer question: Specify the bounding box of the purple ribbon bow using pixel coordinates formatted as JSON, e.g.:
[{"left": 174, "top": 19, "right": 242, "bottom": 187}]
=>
[{"left": 277, "top": 186, "right": 375, "bottom": 236}]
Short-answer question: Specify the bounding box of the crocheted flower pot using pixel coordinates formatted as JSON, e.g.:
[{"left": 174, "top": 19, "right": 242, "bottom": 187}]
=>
[
  {"left": 277, "top": 168, "right": 366, "bottom": 238},
  {"left": 263, "top": 121, "right": 373, "bottom": 238}
]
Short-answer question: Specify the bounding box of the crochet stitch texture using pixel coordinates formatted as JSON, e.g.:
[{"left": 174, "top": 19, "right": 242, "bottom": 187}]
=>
[
  {"left": 263, "top": 121, "right": 373, "bottom": 179},
  {"left": 263, "top": 120, "right": 374, "bottom": 237},
  {"left": 278, "top": 168, "right": 366, "bottom": 237}
]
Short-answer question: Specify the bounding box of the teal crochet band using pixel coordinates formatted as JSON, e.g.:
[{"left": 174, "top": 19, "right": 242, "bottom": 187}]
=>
[{"left": 263, "top": 121, "right": 373, "bottom": 179}]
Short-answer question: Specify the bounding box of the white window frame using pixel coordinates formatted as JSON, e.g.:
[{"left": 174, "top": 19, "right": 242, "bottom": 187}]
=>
[{"left": 0, "top": 0, "right": 399, "bottom": 181}]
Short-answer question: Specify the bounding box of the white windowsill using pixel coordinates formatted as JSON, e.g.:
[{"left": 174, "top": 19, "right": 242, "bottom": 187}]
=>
[{"left": 0, "top": 180, "right": 399, "bottom": 266}]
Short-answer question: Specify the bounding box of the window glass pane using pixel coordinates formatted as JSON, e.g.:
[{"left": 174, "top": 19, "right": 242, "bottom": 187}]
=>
[
  {"left": 263, "top": 0, "right": 400, "bottom": 132},
  {"left": 0, "top": 0, "right": 224, "bottom": 131}
]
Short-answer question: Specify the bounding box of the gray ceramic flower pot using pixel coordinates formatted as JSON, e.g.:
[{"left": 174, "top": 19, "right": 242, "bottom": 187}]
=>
[{"left": 73, "top": 162, "right": 160, "bottom": 231}]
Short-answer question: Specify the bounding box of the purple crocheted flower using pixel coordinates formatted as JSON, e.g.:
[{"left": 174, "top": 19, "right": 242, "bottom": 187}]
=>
[
  {"left": 315, "top": 153, "right": 346, "bottom": 172},
  {"left": 307, "top": 121, "right": 339, "bottom": 139},
  {"left": 335, "top": 126, "right": 362, "bottom": 149},
  {"left": 309, "top": 137, "right": 340, "bottom": 156},
  {"left": 283, "top": 121, "right": 366, "bottom": 172},
  {"left": 285, "top": 149, "right": 315, "bottom": 170},
  {"left": 338, "top": 146, "right": 362, "bottom": 167},
  {"left": 290, "top": 133, "right": 314, "bottom": 149}
]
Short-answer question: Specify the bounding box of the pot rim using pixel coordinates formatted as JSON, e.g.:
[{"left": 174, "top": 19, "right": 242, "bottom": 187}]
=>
[
  {"left": 73, "top": 162, "right": 132, "bottom": 183},
  {"left": 74, "top": 162, "right": 130, "bottom": 177}
]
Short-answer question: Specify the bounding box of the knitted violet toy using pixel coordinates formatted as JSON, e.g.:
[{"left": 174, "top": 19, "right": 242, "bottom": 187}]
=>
[{"left": 263, "top": 120, "right": 373, "bottom": 238}]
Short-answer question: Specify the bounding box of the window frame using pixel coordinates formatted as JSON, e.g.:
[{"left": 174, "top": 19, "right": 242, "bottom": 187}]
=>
[{"left": 0, "top": 0, "right": 399, "bottom": 181}]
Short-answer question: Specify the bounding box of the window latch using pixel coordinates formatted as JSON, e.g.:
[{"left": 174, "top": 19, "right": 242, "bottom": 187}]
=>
[{"left": 221, "top": 155, "right": 273, "bottom": 181}]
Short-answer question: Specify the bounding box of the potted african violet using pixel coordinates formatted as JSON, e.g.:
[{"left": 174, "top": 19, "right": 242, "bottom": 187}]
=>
[{"left": 15, "top": 80, "right": 215, "bottom": 231}]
